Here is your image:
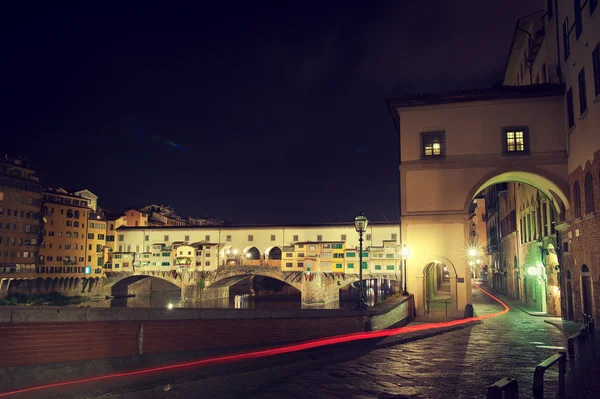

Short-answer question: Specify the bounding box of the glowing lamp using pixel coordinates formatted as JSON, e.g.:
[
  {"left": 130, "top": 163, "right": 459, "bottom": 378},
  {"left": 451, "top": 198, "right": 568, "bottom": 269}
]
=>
[
  {"left": 468, "top": 248, "right": 478, "bottom": 257},
  {"left": 233, "top": 249, "right": 238, "bottom": 255},
  {"left": 401, "top": 246, "right": 409, "bottom": 259},
  {"left": 246, "top": 253, "right": 251, "bottom": 258},
  {"left": 167, "top": 303, "right": 174, "bottom": 310},
  {"left": 354, "top": 212, "right": 368, "bottom": 233}
]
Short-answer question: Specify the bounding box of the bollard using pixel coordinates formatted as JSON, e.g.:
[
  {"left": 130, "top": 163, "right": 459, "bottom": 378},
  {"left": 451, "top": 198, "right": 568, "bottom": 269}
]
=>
[
  {"left": 532, "top": 352, "right": 566, "bottom": 399},
  {"left": 487, "top": 377, "right": 518, "bottom": 399}
]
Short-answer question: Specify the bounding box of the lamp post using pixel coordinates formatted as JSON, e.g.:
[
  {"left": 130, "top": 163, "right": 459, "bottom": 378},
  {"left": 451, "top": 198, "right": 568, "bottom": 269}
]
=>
[
  {"left": 401, "top": 245, "right": 409, "bottom": 295},
  {"left": 354, "top": 212, "right": 368, "bottom": 310}
]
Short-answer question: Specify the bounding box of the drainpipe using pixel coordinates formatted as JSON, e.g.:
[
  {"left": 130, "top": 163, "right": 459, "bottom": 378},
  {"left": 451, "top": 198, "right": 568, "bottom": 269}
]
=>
[{"left": 554, "top": 0, "right": 563, "bottom": 84}]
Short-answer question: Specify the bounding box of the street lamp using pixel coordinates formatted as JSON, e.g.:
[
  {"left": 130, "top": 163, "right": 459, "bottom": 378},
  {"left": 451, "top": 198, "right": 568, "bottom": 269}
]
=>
[
  {"left": 401, "top": 245, "right": 410, "bottom": 295},
  {"left": 354, "top": 212, "right": 369, "bottom": 310}
]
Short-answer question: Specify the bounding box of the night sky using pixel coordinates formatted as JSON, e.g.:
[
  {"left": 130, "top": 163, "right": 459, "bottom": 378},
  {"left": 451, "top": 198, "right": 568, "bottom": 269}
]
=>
[{"left": 2, "top": 1, "right": 539, "bottom": 224}]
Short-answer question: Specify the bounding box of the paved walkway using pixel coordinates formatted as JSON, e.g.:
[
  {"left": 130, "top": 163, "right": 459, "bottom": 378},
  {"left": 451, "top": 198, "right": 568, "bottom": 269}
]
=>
[{"left": 12, "top": 283, "right": 589, "bottom": 399}]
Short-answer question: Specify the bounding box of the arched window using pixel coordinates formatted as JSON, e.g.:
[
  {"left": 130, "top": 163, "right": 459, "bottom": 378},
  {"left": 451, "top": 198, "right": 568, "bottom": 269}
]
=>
[
  {"left": 73, "top": 232, "right": 78, "bottom": 238},
  {"left": 65, "top": 232, "right": 71, "bottom": 238},
  {"left": 584, "top": 172, "right": 594, "bottom": 214},
  {"left": 573, "top": 181, "right": 581, "bottom": 218},
  {"left": 66, "top": 209, "right": 74, "bottom": 218},
  {"left": 66, "top": 220, "right": 73, "bottom": 227},
  {"left": 65, "top": 243, "right": 71, "bottom": 250},
  {"left": 582, "top": 264, "right": 589, "bottom": 273},
  {"left": 73, "top": 244, "right": 78, "bottom": 250},
  {"left": 74, "top": 221, "right": 79, "bottom": 227}
]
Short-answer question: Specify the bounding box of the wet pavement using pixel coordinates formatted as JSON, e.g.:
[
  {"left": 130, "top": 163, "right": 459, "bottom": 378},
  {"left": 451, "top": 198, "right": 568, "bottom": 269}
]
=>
[{"left": 8, "top": 283, "right": 596, "bottom": 399}]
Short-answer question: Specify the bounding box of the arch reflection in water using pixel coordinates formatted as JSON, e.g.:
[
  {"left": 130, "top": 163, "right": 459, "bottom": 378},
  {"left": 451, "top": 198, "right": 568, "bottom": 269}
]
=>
[{"left": 103, "top": 277, "right": 399, "bottom": 310}]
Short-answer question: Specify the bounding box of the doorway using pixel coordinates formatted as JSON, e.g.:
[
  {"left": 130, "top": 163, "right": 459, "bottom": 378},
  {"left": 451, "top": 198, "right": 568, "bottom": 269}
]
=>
[
  {"left": 566, "top": 270, "right": 574, "bottom": 320},
  {"left": 581, "top": 264, "right": 593, "bottom": 317}
]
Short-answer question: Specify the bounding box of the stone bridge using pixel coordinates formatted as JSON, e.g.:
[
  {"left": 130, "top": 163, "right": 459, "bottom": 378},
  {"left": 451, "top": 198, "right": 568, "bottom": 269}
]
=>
[{"left": 103, "top": 266, "right": 402, "bottom": 306}]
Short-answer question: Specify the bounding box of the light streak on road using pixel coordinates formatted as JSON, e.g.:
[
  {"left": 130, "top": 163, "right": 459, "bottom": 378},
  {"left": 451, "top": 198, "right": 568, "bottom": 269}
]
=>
[{"left": 0, "top": 284, "right": 508, "bottom": 397}]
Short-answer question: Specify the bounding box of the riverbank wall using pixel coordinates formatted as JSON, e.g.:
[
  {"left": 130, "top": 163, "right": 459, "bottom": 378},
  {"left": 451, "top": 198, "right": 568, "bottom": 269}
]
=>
[{"left": 0, "top": 295, "right": 413, "bottom": 392}]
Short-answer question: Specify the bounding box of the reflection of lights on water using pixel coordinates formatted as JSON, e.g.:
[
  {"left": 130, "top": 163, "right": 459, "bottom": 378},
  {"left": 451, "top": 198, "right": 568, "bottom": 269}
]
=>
[{"left": 536, "top": 345, "right": 567, "bottom": 350}]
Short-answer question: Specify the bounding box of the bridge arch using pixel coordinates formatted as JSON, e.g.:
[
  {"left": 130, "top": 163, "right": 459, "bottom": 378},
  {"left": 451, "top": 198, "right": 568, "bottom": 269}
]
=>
[
  {"left": 465, "top": 168, "right": 570, "bottom": 215},
  {"left": 108, "top": 274, "right": 181, "bottom": 297}
]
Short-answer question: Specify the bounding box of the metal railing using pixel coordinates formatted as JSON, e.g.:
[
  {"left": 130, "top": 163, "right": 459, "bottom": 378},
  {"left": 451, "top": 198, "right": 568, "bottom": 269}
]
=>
[
  {"left": 566, "top": 314, "right": 596, "bottom": 395},
  {"left": 532, "top": 352, "right": 566, "bottom": 398},
  {"left": 487, "top": 377, "right": 518, "bottom": 399},
  {"left": 487, "top": 314, "right": 596, "bottom": 399}
]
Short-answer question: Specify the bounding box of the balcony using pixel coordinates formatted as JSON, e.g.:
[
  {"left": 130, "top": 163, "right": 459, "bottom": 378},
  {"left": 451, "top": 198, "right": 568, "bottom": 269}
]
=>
[{"left": 63, "top": 260, "right": 78, "bottom": 266}]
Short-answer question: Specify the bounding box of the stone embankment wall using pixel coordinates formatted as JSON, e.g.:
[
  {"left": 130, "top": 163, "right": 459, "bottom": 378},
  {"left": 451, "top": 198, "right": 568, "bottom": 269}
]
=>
[{"left": 0, "top": 296, "right": 413, "bottom": 390}]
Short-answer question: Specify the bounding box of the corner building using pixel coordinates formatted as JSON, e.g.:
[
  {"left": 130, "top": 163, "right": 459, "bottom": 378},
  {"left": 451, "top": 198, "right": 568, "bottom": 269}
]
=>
[
  {"left": 498, "top": 0, "right": 600, "bottom": 321},
  {"left": 40, "top": 189, "right": 90, "bottom": 276}
]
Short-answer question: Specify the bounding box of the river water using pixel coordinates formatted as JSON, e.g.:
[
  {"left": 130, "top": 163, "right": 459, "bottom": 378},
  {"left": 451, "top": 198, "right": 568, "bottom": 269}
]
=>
[{"left": 86, "top": 279, "right": 400, "bottom": 310}]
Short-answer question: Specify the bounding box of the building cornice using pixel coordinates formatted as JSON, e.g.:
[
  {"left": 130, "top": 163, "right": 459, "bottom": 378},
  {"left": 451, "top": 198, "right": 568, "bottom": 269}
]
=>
[
  {"left": 116, "top": 221, "right": 401, "bottom": 231},
  {"left": 399, "top": 151, "right": 568, "bottom": 171}
]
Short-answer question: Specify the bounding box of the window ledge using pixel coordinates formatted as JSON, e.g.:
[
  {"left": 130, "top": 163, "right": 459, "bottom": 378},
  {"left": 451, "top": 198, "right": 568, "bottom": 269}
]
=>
[{"left": 579, "top": 109, "right": 588, "bottom": 120}]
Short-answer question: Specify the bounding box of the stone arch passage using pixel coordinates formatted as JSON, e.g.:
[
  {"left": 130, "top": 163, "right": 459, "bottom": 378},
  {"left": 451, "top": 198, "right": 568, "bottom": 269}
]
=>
[{"left": 466, "top": 170, "right": 570, "bottom": 216}]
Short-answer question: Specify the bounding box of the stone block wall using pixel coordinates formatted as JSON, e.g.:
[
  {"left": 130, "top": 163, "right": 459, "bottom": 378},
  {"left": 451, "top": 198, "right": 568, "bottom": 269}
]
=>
[{"left": 561, "top": 149, "right": 600, "bottom": 322}]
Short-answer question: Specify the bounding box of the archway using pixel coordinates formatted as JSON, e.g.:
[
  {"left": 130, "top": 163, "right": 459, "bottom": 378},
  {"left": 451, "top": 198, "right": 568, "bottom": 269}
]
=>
[
  {"left": 466, "top": 170, "right": 570, "bottom": 215},
  {"left": 565, "top": 269, "right": 574, "bottom": 319},
  {"left": 421, "top": 259, "right": 458, "bottom": 317},
  {"left": 581, "top": 264, "right": 593, "bottom": 318},
  {"left": 243, "top": 246, "right": 261, "bottom": 260},
  {"left": 265, "top": 246, "right": 282, "bottom": 260},
  {"left": 466, "top": 169, "right": 569, "bottom": 311},
  {"left": 110, "top": 275, "right": 181, "bottom": 308}
]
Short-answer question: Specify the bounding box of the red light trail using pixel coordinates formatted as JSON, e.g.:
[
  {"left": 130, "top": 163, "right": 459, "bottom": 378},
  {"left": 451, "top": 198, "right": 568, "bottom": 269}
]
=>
[{"left": 0, "top": 284, "right": 508, "bottom": 397}]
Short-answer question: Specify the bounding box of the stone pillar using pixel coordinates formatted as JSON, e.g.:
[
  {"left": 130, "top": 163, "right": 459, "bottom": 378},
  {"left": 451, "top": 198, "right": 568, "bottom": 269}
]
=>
[
  {"left": 181, "top": 283, "right": 230, "bottom": 305},
  {"left": 415, "top": 275, "right": 425, "bottom": 315},
  {"left": 301, "top": 273, "right": 340, "bottom": 307}
]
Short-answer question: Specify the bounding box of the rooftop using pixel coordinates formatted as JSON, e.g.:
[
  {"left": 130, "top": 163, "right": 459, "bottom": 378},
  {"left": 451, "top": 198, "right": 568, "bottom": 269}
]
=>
[
  {"left": 116, "top": 220, "right": 400, "bottom": 230},
  {"left": 387, "top": 83, "right": 564, "bottom": 110}
]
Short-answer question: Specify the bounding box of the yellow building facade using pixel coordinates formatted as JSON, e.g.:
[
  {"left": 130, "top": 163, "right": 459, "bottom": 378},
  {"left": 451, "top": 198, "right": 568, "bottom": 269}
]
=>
[{"left": 40, "top": 189, "right": 89, "bottom": 276}]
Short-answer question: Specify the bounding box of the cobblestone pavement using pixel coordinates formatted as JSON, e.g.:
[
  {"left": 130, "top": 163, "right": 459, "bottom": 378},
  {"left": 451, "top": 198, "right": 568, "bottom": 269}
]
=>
[{"left": 12, "top": 284, "right": 585, "bottom": 399}]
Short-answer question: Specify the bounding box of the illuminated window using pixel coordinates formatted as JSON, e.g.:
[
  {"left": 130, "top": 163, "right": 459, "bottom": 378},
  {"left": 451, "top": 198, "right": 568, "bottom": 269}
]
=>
[
  {"left": 421, "top": 131, "right": 445, "bottom": 158},
  {"left": 503, "top": 127, "right": 529, "bottom": 154}
]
